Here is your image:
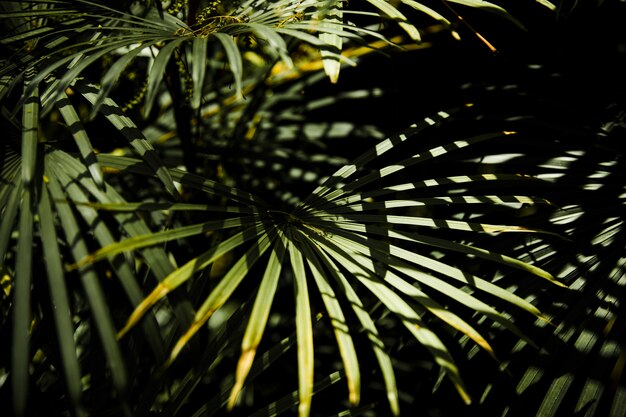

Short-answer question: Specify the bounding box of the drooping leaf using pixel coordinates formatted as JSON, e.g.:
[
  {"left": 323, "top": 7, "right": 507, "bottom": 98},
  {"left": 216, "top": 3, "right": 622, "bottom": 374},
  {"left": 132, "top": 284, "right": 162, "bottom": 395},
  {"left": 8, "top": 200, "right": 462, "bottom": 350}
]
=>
[
  {"left": 37, "top": 187, "right": 83, "bottom": 414},
  {"left": 45, "top": 166, "right": 129, "bottom": 398},
  {"left": 300, "top": 239, "right": 362, "bottom": 408},
  {"left": 55, "top": 92, "right": 104, "bottom": 188},
  {"left": 74, "top": 81, "right": 178, "bottom": 197},
  {"left": 228, "top": 232, "right": 287, "bottom": 409},
  {"left": 169, "top": 228, "right": 277, "bottom": 364},
  {"left": 366, "top": 0, "right": 421, "bottom": 41},
  {"left": 288, "top": 233, "right": 315, "bottom": 417},
  {"left": 316, "top": 0, "right": 344, "bottom": 83},
  {"left": 213, "top": 33, "right": 244, "bottom": 99}
]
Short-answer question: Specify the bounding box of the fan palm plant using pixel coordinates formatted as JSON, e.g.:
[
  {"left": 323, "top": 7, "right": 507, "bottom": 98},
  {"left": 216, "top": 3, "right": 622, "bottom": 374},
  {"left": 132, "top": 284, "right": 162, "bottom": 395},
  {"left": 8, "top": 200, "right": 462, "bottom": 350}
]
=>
[{"left": 5, "top": 1, "right": 609, "bottom": 417}]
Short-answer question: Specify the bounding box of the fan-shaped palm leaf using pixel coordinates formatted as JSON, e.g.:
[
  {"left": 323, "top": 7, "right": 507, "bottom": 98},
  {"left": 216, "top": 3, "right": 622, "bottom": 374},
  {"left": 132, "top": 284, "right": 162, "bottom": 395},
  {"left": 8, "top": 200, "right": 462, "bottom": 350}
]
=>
[{"left": 77, "top": 106, "right": 563, "bottom": 416}]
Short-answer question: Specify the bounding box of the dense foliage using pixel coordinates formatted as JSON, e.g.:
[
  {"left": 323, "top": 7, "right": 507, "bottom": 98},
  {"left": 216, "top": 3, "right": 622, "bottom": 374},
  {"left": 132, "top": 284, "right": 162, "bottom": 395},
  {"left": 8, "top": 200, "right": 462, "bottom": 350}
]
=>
[{"left": 1, "top": 1, "right": 625, "bottom": 416}]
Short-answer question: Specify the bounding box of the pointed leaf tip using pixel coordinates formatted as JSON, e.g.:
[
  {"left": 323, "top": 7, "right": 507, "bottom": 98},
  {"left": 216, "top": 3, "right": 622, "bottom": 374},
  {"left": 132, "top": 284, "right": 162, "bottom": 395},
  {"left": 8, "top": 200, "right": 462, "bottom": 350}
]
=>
[
  {"left": 117, "top": 283, "right": 170, "bottom": 339},
  {"left": 166, "top": 320, "right": 206, "bottom": 366},
  {"left": 228, "top": 349, "right": 257, "bottom": 410}
]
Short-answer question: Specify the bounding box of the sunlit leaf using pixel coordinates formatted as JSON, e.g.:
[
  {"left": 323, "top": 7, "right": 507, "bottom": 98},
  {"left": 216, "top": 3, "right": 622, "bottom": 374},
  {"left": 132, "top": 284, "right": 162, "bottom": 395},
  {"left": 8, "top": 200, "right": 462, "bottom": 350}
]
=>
[
  {"left": 169, "top": 228, "right": 277, "bottom": 364},
  {"left": 228, "top": 233, "right": 287, "bottom": 409},
  {"left": 301, "top": 240, "right": 361, "bottom": 407},
  {"left": 288, "top": 233, "right": 315, "bottom": 417},
  {"left": 316, "top": 0, "right": 344, "bottom": 83},
  {"left": 366, "top": 0, "right": 421, "bottom": 41}
]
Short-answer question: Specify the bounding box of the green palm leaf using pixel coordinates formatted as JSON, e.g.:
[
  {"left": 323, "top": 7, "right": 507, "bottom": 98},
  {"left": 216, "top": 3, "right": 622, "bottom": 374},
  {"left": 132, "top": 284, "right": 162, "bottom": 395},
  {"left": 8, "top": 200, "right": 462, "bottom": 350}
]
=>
[
  {"left": 11, "top": 74, "right": 39, "bottom": 416},
  {"left": 37, "top": 187, "right": 83, "bottom": 415},
  {"left": 55, "top": 91, "right": 104, "bottom": 188},
  {"left": 74, "top": 81, "right": 178, "bottom": 196},
  {"left": 315, "top": 0, "right": 344, "bottom": 83},
  {"left": 94, "top": 106, "right": 563, "bottom": 415},
  {"left": 289, "top": 234, "right": 315, "bottom": 416},
  {"left": 228, "top": 231, "right": 287, "bottom": 409},
  {"left": 1, "top": 2, "right": 574, "bottom": 416},
  {"left": 46, "top": 166, "right": 130, "bottom": 398},
  {"left": 301, "top": 240, "right": 362, "bottom": 408}
]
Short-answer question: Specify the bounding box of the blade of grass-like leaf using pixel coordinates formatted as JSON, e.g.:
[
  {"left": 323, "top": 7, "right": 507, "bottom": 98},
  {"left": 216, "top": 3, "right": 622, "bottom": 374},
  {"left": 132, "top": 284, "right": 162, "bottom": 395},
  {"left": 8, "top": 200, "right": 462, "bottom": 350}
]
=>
[
  {"left": 329, "top": 213, "right": 535, "bottom": 234},
  {"left": 70, "top": 216, "right": 260, "bottom": 269},
  {"left": 285, "top": 21, "right": 386, "bottom": 45},
  {"left": 96, "top": 154, "right": 268, "bottom": 207},
  {"left": 47, "top": 159, "right": 167, "bottom": 360},
  {"left": 72, "top": 0, "right": 184, "bottom": 30},
  {"left": 275, "top": 27, "right": 326, "bottom": 46},
  {"left": 536, "top": 0, "right": 556, "bottom": 10},
  {"left": 55, "top": 92, "right": 104, "bottom": 188},
  {"left": 299, "top": 237, "right": 361, "bottom": 407},
  {"left": 247, "top": 22, "right": 293, "bottom": 68},
  {"left": 38, "top": 187, "right": 84, "bottom": 415},
  {"left": 0, "top": 7, "right": 83, "bottom": 18},
  {"left": 228, "top": 233, "right": 287, "bottom": 409},
  {"left": 0, "top": 179, "right": 21, "bottom": 264},
  {"left": 329, "top": 195, "right": 549, "bottom": 213},
  {"left": 169, "top": 228, "right": 277, "bottom": 365},
  {"left": 401, "top": 0, "right": 451, "bottom": 25},
  {"left": 48, "top": 149, "right": 200, "bottom": 348},
  {"left": 328, "top": 229, "right": 501, "bottom": 341},
  {"left": 12, "top": 75, "right": 39, "bottom": 415},
  {"left": 312, "top": 236, "right": 472, "bottom": 404},
  {"left": 322, "top": 132, "right": 516, "bottom": 206},
  {"left": 316, "top": 0, "right": 343, "bottom": 83},
  {"left": 30, "top": 38, "right": 137, "bottom": 112},
  {"left": 51, "top": 147, "right": 228, "bottom": 340},
  {"left": 446, "top": 0, "right": 525, "bottom": 28},
  {"left": 41, "top": 34, "right": 130, "bottom": 114},
  {"left": 66, "top": 201, "right": 258, "bottom": 214},
  {"left": 45, "top": 169, "right": 129, "bottom": 397},
  {"left": 288, "top": 233, "right": 315, "bottom": 417},
  {"left": 351, "top": 173, "right": 540, "bottom": 201},
  {"left": 21, "top": 75, "right": 38, "bottom": 185},
  {"left": 12, "top": 184, "right": 34, "bottom": 417},
  {"left": 75, "top": 81, "right": 178, "bottom": 197},
  {"left": 322, "top": 221, "right": 546, "bottom": 318},
  {"left": 118, "top": 223, "right": 271, "bottom": 339},
  {"left": 325, "top": 231, "right": 521, "bottom": 352},
  {"left": 143, "top": 38, "right": 185, "bottom": 117},
  {"left": 0, "top": 17, "right": 86, "bottom": 46},
  {"left": 334, "top": 222, "right": 560, "bottom": 285},
  {"left": 160, "top": 299, "right": 255, "bottom": 416},
  {"left": 168, "top": 167, "right": 270, "bottom": 208},
  {"left": 213, "top": 33, "right": 243, "bottom": 100},
  {"left": 191, "top": 37, "right": 208, "bottom": 109},
  {"left": 366, "top": 0, "right": 420, "bottom": 41},
  {"left": 90, "top": 40, "right": 161, "bottom": 116},
  {"left": 322, "top": 404, "right": 377, "bottom": 417},
  {"left": 0, "top": 29, "right": 70, "bottom": 78},
  {"left": 300, "top": 110, "right": 455, "bottom": 209},
  {"left": 0, "top": 154, "right": 20, "bottom": 195},
  {"left": 189, "top": 334, "right": 297, "bottom": 417},
  {"left": 47, "top": 150, "right": 176, "bottom": 279},
  {"left": 0, "top": 75, "right": 12, "bottom": 101},
  {"left": 311, "top": 242, "right": 399, "bottom": 415}
]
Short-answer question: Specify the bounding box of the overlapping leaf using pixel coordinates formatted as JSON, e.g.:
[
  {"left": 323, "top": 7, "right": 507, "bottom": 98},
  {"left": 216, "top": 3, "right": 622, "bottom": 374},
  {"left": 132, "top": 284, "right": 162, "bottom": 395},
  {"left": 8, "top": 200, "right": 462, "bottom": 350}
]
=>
[{"left": 79, "top": 107, "right": 563, "bottom": 416}]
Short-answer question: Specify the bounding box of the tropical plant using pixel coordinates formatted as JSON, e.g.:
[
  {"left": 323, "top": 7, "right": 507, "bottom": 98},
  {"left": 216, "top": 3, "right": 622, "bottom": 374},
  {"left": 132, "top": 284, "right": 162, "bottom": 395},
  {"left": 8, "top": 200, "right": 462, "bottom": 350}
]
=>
[{"left": 2, "top": 0, "right": 625, "bottom": 417}]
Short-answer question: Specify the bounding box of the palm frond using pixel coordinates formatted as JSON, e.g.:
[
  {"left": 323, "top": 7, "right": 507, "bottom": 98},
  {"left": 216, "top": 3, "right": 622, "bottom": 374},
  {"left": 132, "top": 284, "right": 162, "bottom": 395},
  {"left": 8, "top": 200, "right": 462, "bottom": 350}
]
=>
[{"left": 81, "top": 106, "right": 562, "bottom": 415}]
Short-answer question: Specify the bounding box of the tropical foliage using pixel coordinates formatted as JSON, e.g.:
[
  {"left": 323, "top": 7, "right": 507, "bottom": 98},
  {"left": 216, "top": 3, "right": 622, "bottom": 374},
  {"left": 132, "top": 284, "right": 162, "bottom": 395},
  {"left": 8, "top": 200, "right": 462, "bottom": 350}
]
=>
[{"left": 1, "top": 1, "right": 625, "bottom": 416}]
